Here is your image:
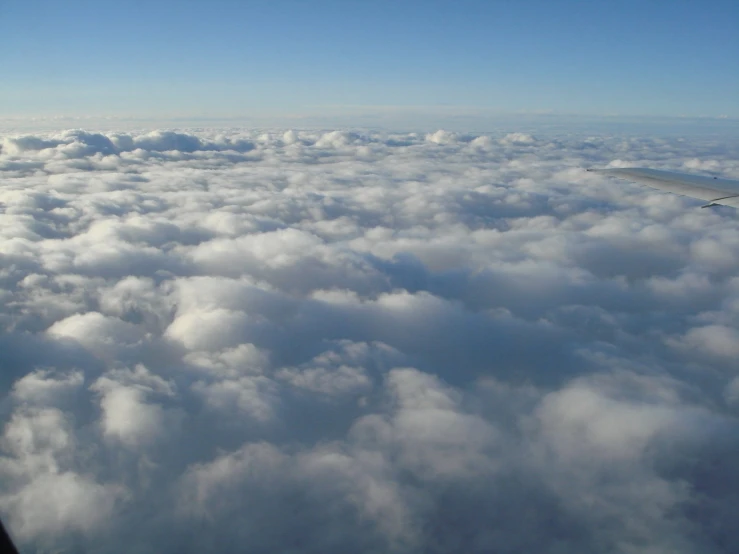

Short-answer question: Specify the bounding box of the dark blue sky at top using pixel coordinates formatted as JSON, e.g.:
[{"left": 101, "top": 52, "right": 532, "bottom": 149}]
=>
[{"left": 0, "top": 0, "right": 737, "bottom": 118}]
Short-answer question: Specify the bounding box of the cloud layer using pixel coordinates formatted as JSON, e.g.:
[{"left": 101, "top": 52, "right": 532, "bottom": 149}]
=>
[{"left": 1, "top": 127, "right": 739, "bottom": 553}]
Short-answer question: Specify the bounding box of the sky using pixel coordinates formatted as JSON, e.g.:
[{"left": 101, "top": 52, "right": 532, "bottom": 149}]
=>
[
  {"left": 2, "top": 128, "right": 739, "bottom": 553},
  {"left": 1, "top": 0, "right": 738, "bottom": 122}
]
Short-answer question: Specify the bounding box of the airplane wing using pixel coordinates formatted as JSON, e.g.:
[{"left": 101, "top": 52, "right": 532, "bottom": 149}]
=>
[
  {"left": 0, "top": 519, "right": 19, "bottom": 554},
  {"left": 588, "top": 168, "right": 739, "bottom": 208}
]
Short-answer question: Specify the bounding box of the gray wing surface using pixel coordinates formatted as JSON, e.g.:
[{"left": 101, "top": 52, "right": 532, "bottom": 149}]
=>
[{"left": 588, "top": 168, "right": 739, "bottom": 208}]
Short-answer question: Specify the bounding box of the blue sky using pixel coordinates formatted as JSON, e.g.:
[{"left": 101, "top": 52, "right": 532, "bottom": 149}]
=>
[{"left": 1, "top": 0, "right": 737, "bottom": 120}]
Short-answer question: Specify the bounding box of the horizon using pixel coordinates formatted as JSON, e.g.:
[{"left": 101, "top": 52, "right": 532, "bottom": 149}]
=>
[{"left": 2, "top": 112, "right": 739, "bottom": 139}]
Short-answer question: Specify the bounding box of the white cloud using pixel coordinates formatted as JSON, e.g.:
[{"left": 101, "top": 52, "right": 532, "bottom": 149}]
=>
[
  {"left": 499, "top": 132, "right": 537, "bottom": 145},
  {"left": 191, "top": 375, "right": 279, "bottom": 421},
  {"left": 11, "top": 369, "right": 84, "bottom": 406},
  {"left": 276, "top": 343, "right": 376, "bottom": 397},
  {"left": 1, "top": 127, "right": 739, "bottom": 552},
  {"left": 90, "top": 365, "right": 180, "bottom": 448},
  {"left": 670, "top": 324, "right": 739, "bottom": 360},
  {"left": 1, "top": 472, "right": 124, "bottom": 541}
]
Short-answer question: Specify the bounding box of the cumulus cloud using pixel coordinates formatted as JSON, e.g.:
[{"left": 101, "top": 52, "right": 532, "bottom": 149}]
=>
[{"left": 1, "top": 126, "right": 739, "bottom": 553}]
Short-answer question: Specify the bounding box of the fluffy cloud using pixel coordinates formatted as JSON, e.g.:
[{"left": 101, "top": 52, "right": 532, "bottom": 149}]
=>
[{"left": 1, "top": 127, "right": 739, "bottom": 553}]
